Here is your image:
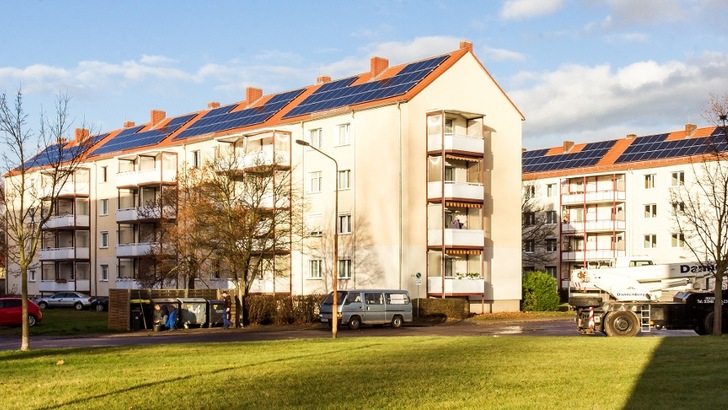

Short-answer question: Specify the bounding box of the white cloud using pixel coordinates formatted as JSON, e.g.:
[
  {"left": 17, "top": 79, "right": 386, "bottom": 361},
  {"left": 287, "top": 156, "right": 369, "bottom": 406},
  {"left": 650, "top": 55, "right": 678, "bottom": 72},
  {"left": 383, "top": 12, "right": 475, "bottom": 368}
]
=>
[
  {"left": 483, "top": 46, "right": 526, "bottom": 63},
  {"left": 501, "top": 0, "right": 565, "bottom": 20}
]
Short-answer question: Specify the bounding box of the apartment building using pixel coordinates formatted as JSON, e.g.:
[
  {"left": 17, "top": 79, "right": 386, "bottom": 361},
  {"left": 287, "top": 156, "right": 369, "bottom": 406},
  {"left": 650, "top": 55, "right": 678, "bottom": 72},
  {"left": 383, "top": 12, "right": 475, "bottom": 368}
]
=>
[
  {"left": 6, "top": 41, "right": 525, "bottom": 313},
  {"left": 522, "top": 124, "right": 726, "bottom": 290}
]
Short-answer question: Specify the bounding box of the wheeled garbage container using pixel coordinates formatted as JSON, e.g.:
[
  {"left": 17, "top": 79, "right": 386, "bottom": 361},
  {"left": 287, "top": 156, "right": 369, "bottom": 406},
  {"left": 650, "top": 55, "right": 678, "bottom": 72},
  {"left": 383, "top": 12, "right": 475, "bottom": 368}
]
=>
[
  {"left": 151, "top": 298, "right": 181, "bottom": 330},
  {"left": 129, "top": 299, "right": 151, "bottom": 331},
  {"left": 207, "top": 299, "right": 225, "bottom": 328},
  {"left": 178, "top": 298, "right": 207, "bottom": 328}
]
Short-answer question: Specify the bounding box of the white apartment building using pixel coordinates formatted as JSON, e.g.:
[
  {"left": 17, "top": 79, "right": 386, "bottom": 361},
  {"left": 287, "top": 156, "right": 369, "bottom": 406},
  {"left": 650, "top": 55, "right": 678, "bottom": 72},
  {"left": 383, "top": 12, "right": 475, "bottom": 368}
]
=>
[
  {"left": 6, "top": 41, "right": 525, "bottom": 313},
  {"left": 522, "top": 124, "right": 725, "bottom": 290}
]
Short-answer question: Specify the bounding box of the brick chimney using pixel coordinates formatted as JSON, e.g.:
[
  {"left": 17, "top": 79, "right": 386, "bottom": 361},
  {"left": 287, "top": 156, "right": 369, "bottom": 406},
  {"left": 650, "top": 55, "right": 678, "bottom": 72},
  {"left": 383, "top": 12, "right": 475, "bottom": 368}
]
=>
[
  {"left": 563, "top": 140, "right": 574, "bottom": 152},
  {"left": 208, "top": 101, "right": 220, "bottom": 109},
  {"left": 460, "top": 41, "right": 473, "bottom": 52},
  {"left": 246, "top": 87, "right": 263, "bottom": 104},
  {"left": 626, "top": 133, "right": 637, "bottom": 140},
  {"left": 370, "top": 57, "right": 389, "bottom": 77},
  {"left": 123, "top": 121, "right": 135, "bottom": 128},
  {"left": 685, "top": 123, "right": 697, "bottom": 137},
  {"left": 75, "top": 128, "right": 89, "bottom": 142},
  {"left": 317, "top": 75, "right": 331, "bottom": 84},
  {"left": 151, "top": 110, "right": 166, "bottom": 126}
]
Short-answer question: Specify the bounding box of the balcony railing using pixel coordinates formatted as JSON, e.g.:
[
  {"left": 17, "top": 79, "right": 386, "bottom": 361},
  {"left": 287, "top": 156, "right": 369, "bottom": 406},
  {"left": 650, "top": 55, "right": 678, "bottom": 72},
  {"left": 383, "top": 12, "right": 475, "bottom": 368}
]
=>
[
  {"left": 428, "top": 133, "right": 484, "bottom": 154},
  {"left": 43, "top": 214, "right": 90, "bottom": 229},
  {"left": 427, "top": 181, "right": 484, "bottom": 201},
  {"left": 561, "top": 190, "right": 626, "bottom": 205},
  {"left": 220, "top": 149, "right": 290, "bottom": 171},
  {"left": 247, "top": 276, "right": 292, "bottom": 294},
  {"left": 428, "top": 229, "right": 484, "bottom": 247},
  {"left": 116, "top": 168, "right": 177, "bottom": 187},
  {"left": 39, "top": 182, "right": 90, "bottom": 198},
  {"left": 428, "top": 277, "right": 486, "bottom": 294},
  {"left": 116, "top": 242, "right": 155, "bottom": 257},
  {"left": 38, "top": 279, "right": 90, "bottom": 293},
  {"left": 116, "top": 206, "right": 176, "bottom": 222},
  {"left": 39, "top": 247, "right": 90, "bottom": 260},
  {"left": 561, "top": 220, "right": 626, "bottom": 233},
  {"left": 561, "top": 249, "right": 626, "bottom": 261}
]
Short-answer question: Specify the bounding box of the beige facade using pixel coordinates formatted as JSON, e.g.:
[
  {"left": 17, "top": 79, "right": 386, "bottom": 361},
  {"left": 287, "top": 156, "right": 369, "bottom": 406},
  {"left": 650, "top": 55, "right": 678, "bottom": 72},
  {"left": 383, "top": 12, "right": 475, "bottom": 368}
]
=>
[{"left": 6, "top": 42, "right": 524, "bottom": 312}]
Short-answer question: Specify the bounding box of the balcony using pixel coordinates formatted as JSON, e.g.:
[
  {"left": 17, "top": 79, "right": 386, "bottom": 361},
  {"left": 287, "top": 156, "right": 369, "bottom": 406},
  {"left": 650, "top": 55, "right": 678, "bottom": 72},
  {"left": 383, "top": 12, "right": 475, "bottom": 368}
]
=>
[
  {"left": 39, "top": 246, "right": 90, "bottom": 260},
  {"left": 221, "top": 149, "right": 290, "bottom": 171},
  {"left": 247, "top": 276, "right": 292, "bottom": 294},
  {"left": 428, "top": 134, "right": 484, "bottom": 154},
  {"left": 116, "top": 242, "right": 155, "bottom": 257},
  {"left": 428, "top": 181, "right": 484, "bottom": 201},
  {"left": 38, "top": 279, "right": 90, "bottom": 293},
  {"left": 561, "top": 190, "right": 626, "bottom": 205},
  {"left": 562, "top": 220, "right": 626, "bottom": 233},
  {"left": 428, "top": 228, "right": 484, "bottom": 247},
  {"left": 562, "top": 249, "right": 626, "bottom": 261},
  {"left": 116, "top": 206, "right": 176, "bottom": 222},
  {"left": 39, "top": 182, "right": 90, "bottom": 198},
  {"left": 428, "top": 277, "right": 486, "bottom": 295},
  {"left": 43, "top": 214, "right": 90, "bottom": 229},
  {"left": 116, "top": 168, "right": 177, "bottom": 187}
]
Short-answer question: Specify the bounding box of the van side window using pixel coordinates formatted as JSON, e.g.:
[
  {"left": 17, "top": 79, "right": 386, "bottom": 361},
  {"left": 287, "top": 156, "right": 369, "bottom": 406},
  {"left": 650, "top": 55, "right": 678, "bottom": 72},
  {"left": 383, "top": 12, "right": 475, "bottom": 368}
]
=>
[
  {"left": 344, "top": 293, "right": 360, "bottom": 305},
  {"left": 386, "top": 293, "right": 409, "bottom": 305},
  {"left": 364, "top": 293, "right": 383, "bottom": 305}
]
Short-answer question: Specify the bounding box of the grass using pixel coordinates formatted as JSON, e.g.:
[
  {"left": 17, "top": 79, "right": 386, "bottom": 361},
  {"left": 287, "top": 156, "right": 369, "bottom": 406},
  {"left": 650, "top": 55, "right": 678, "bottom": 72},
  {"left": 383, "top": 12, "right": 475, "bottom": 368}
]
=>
[
  {"left": 2, "top": 335, "right": 728, "bottom": 409},
  {"left": 0, "top": 308, "right": 115, "bottom": 336}
]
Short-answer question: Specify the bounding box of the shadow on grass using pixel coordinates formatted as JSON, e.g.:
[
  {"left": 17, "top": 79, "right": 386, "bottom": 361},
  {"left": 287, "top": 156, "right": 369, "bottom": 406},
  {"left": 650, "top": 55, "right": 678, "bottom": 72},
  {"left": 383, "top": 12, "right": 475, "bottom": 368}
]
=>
[{"left": 623, "top": 336, "right": 728, "bottom": 409}]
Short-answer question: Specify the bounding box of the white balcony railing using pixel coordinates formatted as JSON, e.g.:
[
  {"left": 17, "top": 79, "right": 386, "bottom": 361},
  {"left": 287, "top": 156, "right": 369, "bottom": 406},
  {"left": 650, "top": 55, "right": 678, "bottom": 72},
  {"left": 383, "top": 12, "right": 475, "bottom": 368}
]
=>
[
  {"left": 428, "top": 134, "right": 484, "bottom": 154},
  {"left": 116, "top": 168, "right": 177, "bottom": 187},
  {"left": 428, "top": 229, "right": 484, "bottom": 247},
  {"left": 428, "top": 181, "right": 484, "bottom": 201},
  {"left": 116, "top": 206, "right": 175, "bottom": 222},
  {"left": 561, "top": 249, "right": 626, "bottom": 261},
  {"left": 561, "top": 190, "right": 626, "bottom": 205},
  {"left": 561, "top": 220, "right": 626, "bottom": 233},
  {"left": 116, "top": 242, "right": 154, "bottom": 257},
  {"left": 43, "top": 214, "right": 90, "bottom": 229},
  {"left": 428, "top": 277, "right": 486, "bottom": 294},
  {"left": 247, "top": 276, "right": 292, "bottom": 293},
  {"left": 39, "top": 280, "right": 75, "bottom": 292},
  {"left": 39, "top": 182, "right": 90, "bottom": 198},
  {"left": 39, "top": 247, "right": 90, "bottom": 260}
]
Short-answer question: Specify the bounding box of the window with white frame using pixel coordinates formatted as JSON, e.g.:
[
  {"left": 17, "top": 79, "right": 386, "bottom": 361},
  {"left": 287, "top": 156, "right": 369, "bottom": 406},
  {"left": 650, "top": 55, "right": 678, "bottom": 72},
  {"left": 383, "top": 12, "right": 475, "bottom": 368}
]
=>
[
  {"left": 338, "top": 214, "right": 352, "bottom": 234},
  {"left": 644, "top": 234, "right": 657, "bottom": 248},
  {"left": 546, "top": 210, "right": 558, "bottom": 224},
  {"left": 546, "top": 238, "right": 557, "bottom": 252},
  {"left": 100, "top": 166, "right": 108, "bottom": 183},
  {"left": 100, "top": 231, "right": 109, "bottom": 248},
  {"left": 309, "top": 259, "right": 323, "bottom": 279},
  {"left": 672, "top": 171, "right": 685, "bottom": 186},
  {"left": 308, "top": 171, "right": 322, "bottom": 193},
  {"left": 524, "top": 185, "right": 535, "bottom": 199},
  {"left": 336, "top": 123, "right": 350, "bottom": 146},
  {"left": 306, "top": 214, "right": 323, "bottom": 237},
  {"left": 338, "top": 170, "right": 351, "bottom": 190},
  {"left": 192, "top": 150, "right": 201, "bottom": 168},
  {"left": 338, "top": 259, "right": 352, "bottom": 279},
  {"left": 547, "top": 183, "right": 556, "bottom": 197},
  {"left": 309, "top": 128, "right": 322, "bottom": 148},
  {"left": 644, "top": 174, "right": 656, "bottom": 189},
  {"left": 672, "top": 233, "right": 685, "bottom": 247},
  {"left": 672, "top": 201, "right": 685, "bottom": 214},
  {"left": 546, "top": 266, "right": 557, "bottom": 279},
  {"left": 100, "top": 264, "right": 109, "bottom": 281},
  {"left": 523, "top": 212, "right": 535, "bottom": 226},
  {"left": 644, "top": 204, "right": 657, "bottom": 218},
  {"left": 99, "top": 199, "right": 109, "bottom": 216},
  {"left": 524, "top": 240, "right": 535, "bottom": 253},
  {"left": 29, "top": 269, "right": 36, "bottom": 282}
]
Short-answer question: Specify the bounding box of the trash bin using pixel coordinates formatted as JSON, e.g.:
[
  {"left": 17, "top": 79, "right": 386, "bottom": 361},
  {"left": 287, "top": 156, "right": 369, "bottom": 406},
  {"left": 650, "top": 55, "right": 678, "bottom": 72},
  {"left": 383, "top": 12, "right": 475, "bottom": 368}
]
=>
[
  {"left": 207, "top": 299, "right": 224, "bottom": 328},
  {"left": 151, "top": 298, "right": 181, "bottom": 330},
  {"left": 178, "top": 298, "right": 207, "bottom": 328},
  {"left": 130, "top": 299, "right": 151, "bottom": 331}
]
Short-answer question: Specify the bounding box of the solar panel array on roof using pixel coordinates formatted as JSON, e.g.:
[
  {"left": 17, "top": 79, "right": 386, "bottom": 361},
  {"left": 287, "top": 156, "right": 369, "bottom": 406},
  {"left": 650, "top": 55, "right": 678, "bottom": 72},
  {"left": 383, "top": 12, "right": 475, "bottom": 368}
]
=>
[
  {"left": 615, "top": 129, "right": 728, "bottom": 163},
  {"left": 283, "top": 55, "right": 449, "bottom": 118},
  {"left": 21, "top": 132, "right": 110, "bottom": 169},
  {"left": 90, "top": 114, "right": 196, "bottom": 157},
  {"left": 522, "top": 140, "right": 616, "bottom": 173},
  {"left": 173, "top": 88, "right": 305, "bottom": 141}
]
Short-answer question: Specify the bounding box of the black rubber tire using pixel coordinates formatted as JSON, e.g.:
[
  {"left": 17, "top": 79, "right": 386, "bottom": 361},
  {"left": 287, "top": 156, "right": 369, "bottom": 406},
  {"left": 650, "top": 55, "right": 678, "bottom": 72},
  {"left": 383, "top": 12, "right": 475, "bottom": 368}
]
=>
[
  {"left": 604, "top": 311, "right": 640, "bottom": 337},
  {"left": 38, "top": 302, "right": 48, "bottom": 310},
  {"left": 28, "top": 315, "right": 37, "bottom": 327},
  {"left": 74, "top": 302, "right": 84, "bottom": 311},
  {"left": 391, "top": 315, "right": 403, "bottom": 329},
  {"left": 348, "top": 316, "right": 361, "bottom": 330},
  {"left": 94, "top": 303, "right": 105, "bottom": 312},
  {"left": 700, "top": 312, "right": 726, "bottom": 335}
]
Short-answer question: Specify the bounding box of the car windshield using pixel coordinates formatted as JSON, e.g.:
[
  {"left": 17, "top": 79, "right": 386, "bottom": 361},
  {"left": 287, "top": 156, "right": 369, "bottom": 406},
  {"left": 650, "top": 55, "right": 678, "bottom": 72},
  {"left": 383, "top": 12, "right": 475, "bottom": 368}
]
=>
[{"left": 322, "top": 291, "right": 346, "bottom": 306}]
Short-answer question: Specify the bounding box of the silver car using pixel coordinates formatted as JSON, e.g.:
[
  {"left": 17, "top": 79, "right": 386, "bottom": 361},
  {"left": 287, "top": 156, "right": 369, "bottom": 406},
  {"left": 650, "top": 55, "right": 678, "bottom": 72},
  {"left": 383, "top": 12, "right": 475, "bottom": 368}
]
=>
[{"left": 35, "top": 292, "right": 93, "bottom": 311}]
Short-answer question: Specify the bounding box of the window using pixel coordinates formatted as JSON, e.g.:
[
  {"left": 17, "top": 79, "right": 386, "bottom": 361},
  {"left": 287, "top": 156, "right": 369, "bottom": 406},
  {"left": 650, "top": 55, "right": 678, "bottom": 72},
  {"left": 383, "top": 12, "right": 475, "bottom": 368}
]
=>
[
  {"left": 338, "top": 170, "right": 351, "bottom": 190},
  {"left": 336, "top": 123, "right": 350, "bottom": 146},
  {"left": 307, "top": 215, "right": 322, "bottom": 237},
  {"left": 672, "top": 233, "right": 685, "bottom": 247},
  {"left": 644, "top": 204, "right": 657, "bottom": 218},
  {"left": 309, "top": 260, "right": 323, "bottom": 278},
  {"left": 672, "top": 171, "right": 684, "bottom": 186},
  {"left": 309, "top": 128, "right": 322, "bottom": 148},
  {"left": 644, "top": 174, "right": 656, "bottom": 189},
  {"left": 524, "top": 185, "right": 535, "bottom": 199},
  {"left": 445, "top": 119, "right": 454, "bottom": 134},
  {"left": 308, "top": 171, "right": 322, "bottom": 193},
  {"left": 644, "top": 234, "right": 657, "bottom": 248},
  {"left": 546, "top": 211, "right": 558, "bottom": 224},
  {"left": 192, "top": 150, "right": 201, "bottom": 168},
  {"left": 523, "top": 212, "right": 535, "bottom": 226},
  {"left": 100, "top": 166, "right": 108, "bottom": 183},
  {"left": 547, "top": 183, "right": 556, "bottom": 197},
  {"left": 524, "top": 240, "right": 535, "bottom": 253},
  {"left": 100, "top": 231, "right": 109, "bottom": 248},
  {"left": 29, "top": 269, "right": 36, "bottom": 282},
  {"left": 99, "top": 199, "right": 109, "bottom": 216},
  {"left": 546, "top": 238, "right": 557, "bottom": 252},
  {"left": 672, "top": 201, "right": 685, "bottom": 214},
  {"left": 546, "top": 266, "right": 557, "bottom": 279},
  {"left": 100, "top": 264, "right": 109, "bottom": 281},
  {"left": 338, "top": 259, "right": 352, "bottom": 279},
  {"left": 338, "top": 214, "right": 352, "bottom": 234}
]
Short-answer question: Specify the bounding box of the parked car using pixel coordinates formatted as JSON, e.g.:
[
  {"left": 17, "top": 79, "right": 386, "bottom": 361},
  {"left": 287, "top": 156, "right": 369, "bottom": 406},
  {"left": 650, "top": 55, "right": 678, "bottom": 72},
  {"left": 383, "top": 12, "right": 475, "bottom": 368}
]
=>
[
  {"left": 90, "top": 296, "right": 109, "bottom": 312},
  {"left": 34, "top": 292, "right": 93, "bottom": 310},
  {"left": 0, "top": 297, "right": 43, "bottom": 327}
]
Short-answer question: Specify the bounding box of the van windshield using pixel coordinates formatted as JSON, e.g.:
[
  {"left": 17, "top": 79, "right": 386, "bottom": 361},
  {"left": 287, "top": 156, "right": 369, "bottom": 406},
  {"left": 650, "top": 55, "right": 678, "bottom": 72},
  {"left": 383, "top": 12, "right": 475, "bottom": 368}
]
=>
[{"left": 322, "top": 291, "right": 347, "bottom": 306}]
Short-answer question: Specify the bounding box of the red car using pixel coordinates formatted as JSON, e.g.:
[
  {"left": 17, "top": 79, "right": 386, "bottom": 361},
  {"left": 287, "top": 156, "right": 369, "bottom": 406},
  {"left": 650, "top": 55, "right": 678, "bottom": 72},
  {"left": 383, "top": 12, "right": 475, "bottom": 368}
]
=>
[{"left": 0, "top": 297, "right": 43, "bottom": 327}]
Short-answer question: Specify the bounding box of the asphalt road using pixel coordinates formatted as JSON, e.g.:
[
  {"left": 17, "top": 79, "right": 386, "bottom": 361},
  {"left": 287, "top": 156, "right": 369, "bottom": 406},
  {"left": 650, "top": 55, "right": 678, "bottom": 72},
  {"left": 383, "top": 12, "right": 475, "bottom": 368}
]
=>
[{"left": 0, "top": 318, "right": 698, "bottom": 351}]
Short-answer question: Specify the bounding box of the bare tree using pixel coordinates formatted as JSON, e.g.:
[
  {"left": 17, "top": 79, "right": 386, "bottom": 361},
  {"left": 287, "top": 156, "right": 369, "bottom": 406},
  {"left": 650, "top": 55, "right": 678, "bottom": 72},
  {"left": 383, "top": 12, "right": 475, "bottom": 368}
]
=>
[
  {"left": 671, "top": 93, "right": 728, "bottom": 335},
  {"left": 1, "top": 89, "right": 94, "bottom": 350},
  {"left": 521, "top": 181, "right": 558, "bottom": 270}
]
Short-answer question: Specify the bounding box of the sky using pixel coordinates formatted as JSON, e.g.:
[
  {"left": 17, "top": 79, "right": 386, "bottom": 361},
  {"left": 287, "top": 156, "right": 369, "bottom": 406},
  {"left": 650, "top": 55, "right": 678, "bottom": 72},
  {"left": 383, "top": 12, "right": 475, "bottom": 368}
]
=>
[{"left": 1, "top": 0, "right": 727, "bottom": 156}]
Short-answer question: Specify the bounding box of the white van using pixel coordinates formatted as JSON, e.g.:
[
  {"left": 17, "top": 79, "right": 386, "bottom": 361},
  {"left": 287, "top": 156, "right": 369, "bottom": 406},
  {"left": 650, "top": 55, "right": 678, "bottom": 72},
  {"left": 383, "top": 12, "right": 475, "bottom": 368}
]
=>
[{"left": 319, "top": 289, "right": 413, "bottom": 330}]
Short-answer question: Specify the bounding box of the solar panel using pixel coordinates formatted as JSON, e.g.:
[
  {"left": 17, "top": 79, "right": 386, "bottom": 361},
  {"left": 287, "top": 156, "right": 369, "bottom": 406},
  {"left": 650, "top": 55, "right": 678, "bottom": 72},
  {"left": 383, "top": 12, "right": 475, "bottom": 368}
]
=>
[
  {"left": 614, "top": 132, "right": 728, "bottom": 164},
  {"left": 283, "top": 54, "right": 449, "bottom": 118},
  {"left": 522, "top": 141, "right": 616, "bottom": 173},
  {"left": 90, "top": 113, "right": 196, "bottom": 157},
  {"left": 173, "top": 88, "right": 305, "bottom": 141}
]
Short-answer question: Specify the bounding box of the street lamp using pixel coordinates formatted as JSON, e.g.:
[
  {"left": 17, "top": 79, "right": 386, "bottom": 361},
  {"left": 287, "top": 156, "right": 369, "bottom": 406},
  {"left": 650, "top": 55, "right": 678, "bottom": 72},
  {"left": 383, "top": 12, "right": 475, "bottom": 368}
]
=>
[{"left": 295, "top": 139, "right": 339, "bottom": 338}]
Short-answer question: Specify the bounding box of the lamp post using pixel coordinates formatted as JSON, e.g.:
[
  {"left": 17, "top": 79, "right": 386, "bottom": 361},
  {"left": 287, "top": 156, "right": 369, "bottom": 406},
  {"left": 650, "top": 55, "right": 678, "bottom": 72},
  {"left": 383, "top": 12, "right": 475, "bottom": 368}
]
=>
[{"left": 295, "top": 139, "right": 339, "bottom": 338}]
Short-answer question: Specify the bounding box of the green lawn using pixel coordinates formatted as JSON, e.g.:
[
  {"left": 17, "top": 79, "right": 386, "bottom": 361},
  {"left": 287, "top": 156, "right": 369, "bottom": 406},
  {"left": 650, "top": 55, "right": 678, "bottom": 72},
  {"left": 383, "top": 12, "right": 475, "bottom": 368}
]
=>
[
  {"left": 0, "top": 308, "right": 113, "bottom": 337},
  {"left": 2, "top": 335, "right": 728, "bottom": 409}
]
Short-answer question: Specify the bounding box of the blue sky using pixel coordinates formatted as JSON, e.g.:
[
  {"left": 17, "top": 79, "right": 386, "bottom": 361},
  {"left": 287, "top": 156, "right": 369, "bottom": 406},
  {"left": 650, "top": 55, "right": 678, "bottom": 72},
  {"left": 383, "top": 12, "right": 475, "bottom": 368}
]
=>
[{"left": 1, "top": 0, "right": 727, "bottom": 157}]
